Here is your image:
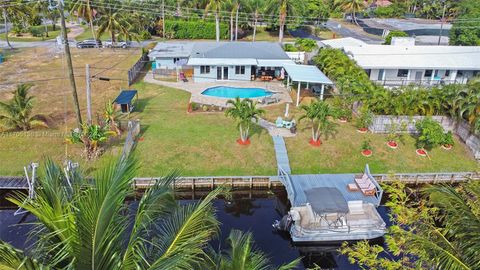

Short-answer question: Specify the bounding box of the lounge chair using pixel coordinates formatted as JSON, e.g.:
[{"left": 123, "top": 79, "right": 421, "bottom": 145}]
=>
[
  {"left": 275, "top": 117, "right": 284, "bottom": 128},
  {"left": 179, "top": 72, "right": 188, "bottom": 82},
  {"left": 354, "top": 174, "right": 376, "bottom": 196},
  {"left": 262, "top": 96, "right": 279, "bottom": 105}
]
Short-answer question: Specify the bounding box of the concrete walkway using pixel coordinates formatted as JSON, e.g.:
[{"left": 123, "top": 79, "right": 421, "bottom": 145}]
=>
[
  {"left": 257, "top": 118, "right": 296, "bottom": 138},
  {"left": 272, "top": 136, "right": 291, "bottom": 174}
]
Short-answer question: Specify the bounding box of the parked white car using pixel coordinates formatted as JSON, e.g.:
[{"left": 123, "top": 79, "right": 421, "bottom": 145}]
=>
[{"left": 103, "top": 40, "right": 131, "bottom": 48}]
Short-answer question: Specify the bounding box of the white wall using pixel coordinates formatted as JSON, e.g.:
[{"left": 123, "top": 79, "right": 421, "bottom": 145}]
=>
[
  {"left": 192, "top": 65, "right": 252, "bottom": 82},
  {"left": 154, "top": 57, "right": 188, "bottom": 69}
]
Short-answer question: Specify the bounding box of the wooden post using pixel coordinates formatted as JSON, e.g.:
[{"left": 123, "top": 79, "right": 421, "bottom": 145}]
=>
[
  {"left": 250, "top": 177, "right": 253, "bottom": 189},
  {"left": 450, "top": 174, "right": 455, "bottom": 184},
  {"left": 192, "top": 178, "right": 195, "bottom": 191},
  {"left": 211, "top": 177, "right": 214, "bottom": 189},
  {"left": 296, "top": 82, "right": 301, "bottom": 107},
  {"left": 320, "top": 84, "right": 325, "bottom": 101}
]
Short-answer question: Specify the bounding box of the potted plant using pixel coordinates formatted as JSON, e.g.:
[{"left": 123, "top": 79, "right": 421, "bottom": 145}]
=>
[
  {"left": 442, "top": 131, "right": 454, "bottom": 150},
  {"left": 415, "top": 117, "right": 445, "bottom": 156},
  {"left": 355, "top": 108, "right": 373, "bottom": 133},
  {"left": 298, "top": 100, "right": 338, "bottom": 147},
  {"left": 361, "top": 140, "right": 373, "bottom": 157}
]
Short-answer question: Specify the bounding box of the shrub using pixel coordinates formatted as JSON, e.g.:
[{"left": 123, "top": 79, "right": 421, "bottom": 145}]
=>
[
  {"left": 283, "top": 43, "right": 298, "bottom": 52},
  {"left": 415, "top": 117, "right": 445, "bottom": 149},
  {"left": 294, "top": 38, "right": 317, "bottom": 52},
  {"left": 355, "top": 108, "right": 374, "bottom": 129},
  {"left": 384, "top": 30, "right": 409, "bottom": 45},
  {"left": 361, "top": 140, "right": 372, "bottom": 151},
  {"left": 443, "top": 131, "right": 454, "bottom": 146},
  {"left": 161, "top": 19, "right": 229, "bottom": 40},
  {"left": 139, "top": 30, "right": 151, "bottom": 41},
  {"left": 29, "top": 27, "right": 44, "bottom": 37}
]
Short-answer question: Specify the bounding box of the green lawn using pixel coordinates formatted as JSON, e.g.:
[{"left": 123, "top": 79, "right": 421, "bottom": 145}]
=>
[
  {"left": 241, "top": 26, "right": 296, "bottom": 42},
  {"left": 264, "top": 102, "right": 479, "bottom": 174},
  {"left": 127, "top": 82, "right": 277, "bottom": 176},
  {"left": 0, "top": 25, "right": 63, "bottom": 42},
  {"left": 74, "top": 25, "right": 112, "bottom": 41}
]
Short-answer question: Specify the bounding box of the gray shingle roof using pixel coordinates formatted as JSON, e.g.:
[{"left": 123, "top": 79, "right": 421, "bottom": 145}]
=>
[{"left": 190, "top": 42, "right": 290, "bottom": 60}]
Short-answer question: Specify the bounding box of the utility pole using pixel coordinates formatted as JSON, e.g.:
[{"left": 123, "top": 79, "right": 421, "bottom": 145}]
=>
[
  {"left": 58, "top": 0, "right": 83, "bottom": 127},
  {"left": 162, "top": 0, "right": 165, "bottom": 39},
  {"left": 235, "top": 4, "right": 239, "bottom": 41},
  {"left": 437, "top": 0, "right": 447, "bottom": 45},
  {"left": 86, "top": 64, "right": 92, "bottom": 124}
]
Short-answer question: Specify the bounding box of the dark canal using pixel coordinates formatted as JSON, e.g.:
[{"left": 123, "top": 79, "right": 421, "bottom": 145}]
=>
[{"left": 0, "top": 188, "right": 392, "bottom": 269}]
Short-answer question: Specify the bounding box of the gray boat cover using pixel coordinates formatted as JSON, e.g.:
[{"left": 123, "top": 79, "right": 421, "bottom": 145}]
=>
[{"left": 304, "top": 187, "right": 349, "bottom": 214}]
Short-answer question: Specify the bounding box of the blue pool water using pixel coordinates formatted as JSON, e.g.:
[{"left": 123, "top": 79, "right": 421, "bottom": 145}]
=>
[{"left": 201, "top": 86, "right": 273, "bottom": 98}]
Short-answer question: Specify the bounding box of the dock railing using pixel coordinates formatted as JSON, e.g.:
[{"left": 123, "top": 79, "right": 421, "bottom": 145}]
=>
[
  {"left": 277, "top": 165, "right": 296, "bottom": 203},
  {"left": 371, "top": 172, "right": 480, "bottom": 184}
]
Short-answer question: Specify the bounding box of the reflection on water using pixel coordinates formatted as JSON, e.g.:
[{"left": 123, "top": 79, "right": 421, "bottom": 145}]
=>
[{"left": 0, "top": 188, "right": 390, "bottom": 269}]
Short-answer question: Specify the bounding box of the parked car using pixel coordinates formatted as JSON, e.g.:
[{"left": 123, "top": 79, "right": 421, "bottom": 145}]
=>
[
  {"left": 103, "top": 39, "right": 131, "bottom": 48},
  {"left": 76, "top": 39, "right": 102, "bottom": 48}
]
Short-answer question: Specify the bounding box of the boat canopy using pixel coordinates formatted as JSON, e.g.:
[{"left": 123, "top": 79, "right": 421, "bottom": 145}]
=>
[{"left": 305, "top": 187, "right": 349, "bottom": 214}]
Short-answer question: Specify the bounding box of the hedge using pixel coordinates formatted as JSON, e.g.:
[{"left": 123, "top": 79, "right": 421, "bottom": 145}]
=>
[{"left": 163, "top": 20, "right": 229, "bottom": 40}]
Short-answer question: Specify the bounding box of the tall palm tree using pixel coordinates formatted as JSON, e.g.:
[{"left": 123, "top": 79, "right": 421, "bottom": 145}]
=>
[
  {"left": 207, "top": 229, "right": 301, "bottom": 269},
  {"left": 2, "top": 0, "right": 28, "bottom": 49},
  {"left": 454, "top": 78, "right": 480, "bottom": 128},
  {"left": 334, "top": 0, "right": 367, "bottom": 25},
  {"left": 30, "top": 0, "right": 50, "bottom": 37},
  {"left": 244, "top": 0, "right": 264, "bottom": 42},
  {"left": 0, "top": 156, "right": 224, "bottom": 269},
  {"left": 298, "top": 100, "right": 338, "bottom": 144},
  {"left": 96, "top": 0, "right": 133, "bottom": 43},
  {"left": 70, "top": 0, "right": 96, "bottom": 43},
  {"left": 205, "top": 0, "right": 226, "bottom": 42},
  {"left": 0, "top": 84, "right": 48, "bottom": 131},
  {"left": 225, "top": 97, "right": 265, "bottom": 143},
  {"left": 265, "top": 0, "right": 299, "bottom": 43}
]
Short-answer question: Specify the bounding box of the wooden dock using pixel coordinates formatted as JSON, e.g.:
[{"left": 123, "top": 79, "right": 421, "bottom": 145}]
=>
[{"left": 1, "top": 172, "right": 479, "bottom": 192}]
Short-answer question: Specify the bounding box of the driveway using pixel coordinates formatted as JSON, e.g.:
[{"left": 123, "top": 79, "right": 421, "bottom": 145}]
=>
[
  {"left": 325, "top": 19, "right": 383, "bottom": 44},
  {"left": 289, "top": 28, "right": 321, "bottom": 40}
]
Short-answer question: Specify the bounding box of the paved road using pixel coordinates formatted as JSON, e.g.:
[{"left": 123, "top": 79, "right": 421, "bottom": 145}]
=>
[{"left": 325, "top": 20, "right": 383, "bottom": 44}]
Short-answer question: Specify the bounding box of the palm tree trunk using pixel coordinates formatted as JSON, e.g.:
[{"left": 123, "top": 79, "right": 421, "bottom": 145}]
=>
[
  {"left": 235, "top": 4, "right": 239, "bottom": 41},
  {"left": 278, "top": 12, "right": 286, "bottom": 43},
  {"left": 43, "top": 15, "right": 49, "bottom": 37},
  {"left": 230, "top": 12, "right": 234, "bottom": 41},
  {"left": 252, "top": 14, "right": 257, "bottom": 42},
  {"left": 3, "top": 9, "right": 13, "bottom": 49},
  {"left": 215, "top": 12, "right": 220, "bottom": 42},
  {"left": 352, "top": 6, "right": 358, "bottom": 25},
  {"left": 239, "top": 124, "right": 244, "bottom": 141}
]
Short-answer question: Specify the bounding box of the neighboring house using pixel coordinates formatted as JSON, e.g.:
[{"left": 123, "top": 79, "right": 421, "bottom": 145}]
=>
[
  {"left": 148, "top": 41, "right": 294, "bottom": 82},
  {"left": 321, "top": 37, "right": 480, "bottom": 86}
]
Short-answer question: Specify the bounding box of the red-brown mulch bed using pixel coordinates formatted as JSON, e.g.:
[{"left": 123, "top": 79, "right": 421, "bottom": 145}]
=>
[
  {"left": 387, "top": 141, "right": 398, "bottom": 149},
  {"left": 441, "top": 144, "right": 453, "bottom": 150},
  {"left": 309, "top": 138, "right": 322, "bottom": 147},
  {"left": 361, "top": 149, "right": 373, "bottom": 157},
  {"left": 357, "top": 128, "right": 368, "bottom": 133},
  {"left": 237, "top": 138, "right": 251, "bottom": 145},
  {"left": 416, "top": 149, "right": 428, "bottom": 156}
]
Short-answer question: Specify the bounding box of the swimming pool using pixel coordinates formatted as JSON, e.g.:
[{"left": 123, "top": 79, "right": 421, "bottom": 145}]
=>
[{"left": 201, "top": 86, "right": 273, "bottom": 99}]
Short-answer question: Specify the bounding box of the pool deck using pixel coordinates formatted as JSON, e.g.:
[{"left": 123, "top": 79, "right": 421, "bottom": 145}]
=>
[{"left": 144, "top": 71, "right": 292, "bottom": 107}]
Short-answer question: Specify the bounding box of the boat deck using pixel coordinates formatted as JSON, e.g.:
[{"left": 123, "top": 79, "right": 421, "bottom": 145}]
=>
[{"left": 289, "top": 174, "right": 381, "bottom": 206}]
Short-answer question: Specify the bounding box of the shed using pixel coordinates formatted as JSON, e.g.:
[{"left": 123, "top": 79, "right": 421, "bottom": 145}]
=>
[{"left": 113, "top": 90, "right": 138, "bottom": 113}]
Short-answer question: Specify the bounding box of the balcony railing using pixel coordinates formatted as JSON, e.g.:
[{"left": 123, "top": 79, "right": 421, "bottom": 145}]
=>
[{"left": 372, "top": 78, "right": 462, "bottom": 87}]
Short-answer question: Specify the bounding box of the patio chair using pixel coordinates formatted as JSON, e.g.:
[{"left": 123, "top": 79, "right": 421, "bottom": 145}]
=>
[
  {"left": 275, "top": 117, "right": 284, "bottom": 128},
  {"left": 179, "top": 72, "right": 188, "bottom": 82}
]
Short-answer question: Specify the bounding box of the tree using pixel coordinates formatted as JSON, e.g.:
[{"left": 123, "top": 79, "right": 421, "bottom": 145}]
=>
[
  {"left": 96, "top": 0, "right": 134, "bottom": 43},
  {"left": 0, "top": 84, "right": 48, "bottom": 131},
  {"left": 70, "top": 0, "right": 96, "bottom": 43},
  {"left": 449, "top": 0, "right": 480, "bottom": 45},
  {"left": 66, "top": 123, "right": 116, "bottom": 160},
  {"left": 265, "top": 0, "right": 300, "bottom": 43},
  {"left": 225, "top": 97, "right": 265, "bottom": 143},
  {"left": 454, "top": 78, "right": 480, "bottom": 129},
  {"left": 334, "top": 0, "right": 367, "bottom": 25},
  {"left": 298, "top": 100, "right": 338, "bottom": 144},
  {"left": 2, "top": 0, "right": 28, "bottom": 49},
  {"left": 207, "top": 229, "right": 301, "bottom": 269},
  {"left": 341, "top": 180, "right": 480, "bottom": 270},
  {"left": 383, "top": 30, "right": 408, "bottom": 45},
  {"left": 0, "top": 156, "right": 224, "bottom": 269},
  {"left": 104, "top": 100, "right": 121, "bottom": 135},
  {"left": 244, "top": 0, "right": 264, "bottom": 42},
  {"left": 205, "top": 0, "right": 226, "bottom": 42},
  {"left": 30, "top": 0, "right": 51, "bottom": 37}
]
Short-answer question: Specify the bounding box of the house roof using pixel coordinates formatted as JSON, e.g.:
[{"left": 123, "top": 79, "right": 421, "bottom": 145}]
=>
[
  {"left": 344, "top": 45, "right": 480, "bottom": 70},
  {"left": 187, "top": 58, "right": 258, "bottom": 66},
  {"left": 283, "top": 64, "right": 333, "bottom": 85},
  {"left": 114, "top": 90, "right": 137, "bottom": 105},
  {"left": 148, "top": 42, "right": 195, "bottom": 59},
  {"left": 189, "top": 41, "right": 291, "bottom": 60},
  {"left": 321, "top": 37, "right": 367, "bottom": 49}
]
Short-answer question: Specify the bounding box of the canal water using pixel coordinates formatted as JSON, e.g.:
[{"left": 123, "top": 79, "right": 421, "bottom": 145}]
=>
[{"left": 0, "top": 189, "right": 391, "bottom": 269}]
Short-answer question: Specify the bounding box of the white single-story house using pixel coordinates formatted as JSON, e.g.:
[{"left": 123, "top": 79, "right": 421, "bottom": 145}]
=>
[
  {"left": 321, "top": 37, "right": 480, "bottom": 86},
  {"left": 148, "top": 41, "right": 297, "bottom": 82}
]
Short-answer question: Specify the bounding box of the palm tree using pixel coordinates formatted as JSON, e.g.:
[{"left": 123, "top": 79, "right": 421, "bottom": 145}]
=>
[
  {"left": 2, "top": 0, "right": 28, "bottom": 49},
  {"left": 244, "top": 0, "right": 264, "bottom": 42},
  {"left": 207, "top": 229, "right": 300, "bottom": 269},
  {"left": 334, "top": 0, "right": 367, "bottom": 25},
  {"left": 70, "top": 0, "right": 96, "bottom": 43},
  {"left": 265, "top": 0, "right": 299, "bottom": 43},
  {"left": 104, "top": 100, "right": 121, "bottom": 135},
  {"left": 225, "top": 97, "right": 265, "bottom": 144},
  {"left": 0, "top": 84, "right": 48, "bottom": 131},
  {"left": 0, "top": 156, "right": 224, "bottom": 269},
  {"left": 205, "top": 0, "right": 226, "bottom": 42},
  {"left": 96, "top": 0, "right": 134, "bottom": 43},
  {"left": 454, "top": 78, "right": 480, "bottom": 128},
  {"left": 298, "top": 100, "right": 338, "bottom": 144},
  {"left": 30, "top": 0, "right": 50, "bottom": 37},
  {"left": 66, "top": 123, "right": 116, "bottom": 160}
]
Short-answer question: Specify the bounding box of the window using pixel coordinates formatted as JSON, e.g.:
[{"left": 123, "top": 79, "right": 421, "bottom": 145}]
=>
[
  {"left": 200, "top": 66, "right": 210, "bottom": 74},
  {"left": 173, "top": 58, "right": 180, "bottom": 63},
  {"left": 377, "top": 69, "right": 385, "bottom": 81},
  {"left": 365, "top": 69, "right": 371, "bottom": 77},
  {"left": 397, "top": 69, "right": 409, "bottom": 77},
  {"left": 235, "top": 66, "right": 245, "bottom": 75},
  {"left": 445, "top": 70, "right": 450, "bottom": 76},
  {"left": 424, "top": 69, "right": 433, "bottom": 77}
]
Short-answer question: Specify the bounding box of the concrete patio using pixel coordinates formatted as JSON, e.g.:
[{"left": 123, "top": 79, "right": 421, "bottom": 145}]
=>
[{"left": 144, "top": 71, "right": 293, "bottom": 107}]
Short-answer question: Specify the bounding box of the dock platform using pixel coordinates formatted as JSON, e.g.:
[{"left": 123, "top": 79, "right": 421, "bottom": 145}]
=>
[{"left": 0, "top": 177, "right": 28, "bottom": 190}]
